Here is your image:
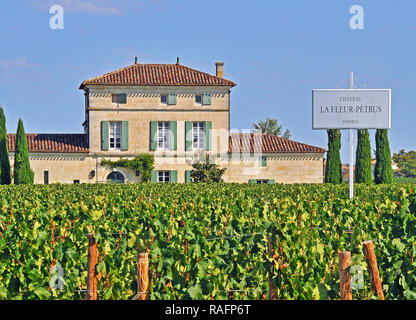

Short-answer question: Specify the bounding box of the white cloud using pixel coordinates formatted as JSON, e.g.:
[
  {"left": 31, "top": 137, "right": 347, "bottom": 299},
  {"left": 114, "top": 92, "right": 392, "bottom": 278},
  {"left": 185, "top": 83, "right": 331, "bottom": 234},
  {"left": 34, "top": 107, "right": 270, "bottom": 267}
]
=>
[
  {"left": 30, "top": 0, "right": 168, "bottom": 15},
  {"left": 30, "top": 0, "right": 123, "bottom": 15},
  {"left": 0, "top": 57, "right": 39, "bottom": 70}
]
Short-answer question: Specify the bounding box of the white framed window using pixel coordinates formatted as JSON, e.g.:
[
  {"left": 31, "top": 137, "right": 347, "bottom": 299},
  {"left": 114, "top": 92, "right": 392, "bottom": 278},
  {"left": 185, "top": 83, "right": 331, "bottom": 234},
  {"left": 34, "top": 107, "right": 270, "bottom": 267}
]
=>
[
  {"left": 158, "top": 171, "right": 170, "bottom": 183},
  {"left": 193, "top": 122, "right": 205, "bottom": 149},
  {"left": 109, "top": 121, "right": 121, "bottom": 150},
  {"left": 158, "top": 122, "right": 171, "bottom": 150}
]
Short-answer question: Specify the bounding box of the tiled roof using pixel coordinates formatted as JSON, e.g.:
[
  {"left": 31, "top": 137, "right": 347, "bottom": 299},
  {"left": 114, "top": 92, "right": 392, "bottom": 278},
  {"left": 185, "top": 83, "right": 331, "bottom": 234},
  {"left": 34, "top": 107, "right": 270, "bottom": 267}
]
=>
[
  {"left": 229, "top": 133, "right": 326, "bottom": 154},
  {"left": 7, "top": 134, "right": 89, "bottom": 153},
  {"left": 80, "top": 63, "right": 236, "bottom": 88}
]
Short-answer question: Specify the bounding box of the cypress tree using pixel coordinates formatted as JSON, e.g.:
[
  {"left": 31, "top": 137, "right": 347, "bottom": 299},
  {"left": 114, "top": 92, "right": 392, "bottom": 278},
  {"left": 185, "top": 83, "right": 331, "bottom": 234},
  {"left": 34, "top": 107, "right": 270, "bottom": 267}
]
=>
[
  {"left": 325, "top": 129, "right": 342, "bottom": 184},
  {"left": 355, "top": 129, "right": 372, "bottom": 183},
  {"left": 13, "top": 118, "right": 34, "bottom": 184},
  {"left": 374, "top": 129, "right": 393, "bottom": 184},
  {"left": 0, "top": 106, "right": 11, "bottom": 184}
]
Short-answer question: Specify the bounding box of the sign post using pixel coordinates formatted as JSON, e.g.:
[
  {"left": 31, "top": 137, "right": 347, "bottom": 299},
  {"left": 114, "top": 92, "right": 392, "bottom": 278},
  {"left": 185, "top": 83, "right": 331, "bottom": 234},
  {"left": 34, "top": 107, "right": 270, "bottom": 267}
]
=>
[
  {"left": 348, "top": 72, "right": 354, "bottom": 199},
  {"left": 312, "top": 74, "right": 391, "bottom": 199}
]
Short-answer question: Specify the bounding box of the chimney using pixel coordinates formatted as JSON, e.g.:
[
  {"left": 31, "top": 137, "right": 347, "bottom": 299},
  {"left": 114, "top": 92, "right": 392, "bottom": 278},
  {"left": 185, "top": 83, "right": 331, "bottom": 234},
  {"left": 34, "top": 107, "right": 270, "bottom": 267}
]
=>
[{"left": 215, "top": 62, "right": 224, "bottom": 78}]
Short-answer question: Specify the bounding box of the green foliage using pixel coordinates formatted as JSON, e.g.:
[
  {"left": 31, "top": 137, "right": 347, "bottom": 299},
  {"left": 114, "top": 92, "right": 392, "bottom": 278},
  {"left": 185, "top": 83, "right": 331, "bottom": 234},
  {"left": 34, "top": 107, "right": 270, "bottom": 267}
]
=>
[
  {"left": 393, "top": 149, "right": 416, "bottom": 178},
  {"left": 100, "top": 154, "right": 154, "bottom": 182},
  {"left": 251, "top": 117, "right": 291, "bottom": 139},
  {"left": 0, "top": 183, "right": 415, "bottom": 300},
  {"left": 13, "top": 119, "right": 34, "bottom": 185},
  {"left": 393, "top": 177, "right": 416, "bottom": 184},
  {"left": 190, "top": 153, "right": 226, "bottom": 183},
  {"left": 355, "top": 129, "right": 372, "bottom": 183},
  {"left": 325, "top": 129, "right": 342, "bottom": 184},
  {"left": 375, "top": 129, "right": 393, "bottom": 184},
  {"left": 0, "top": 106, "right": 11, "bottom": 184}
]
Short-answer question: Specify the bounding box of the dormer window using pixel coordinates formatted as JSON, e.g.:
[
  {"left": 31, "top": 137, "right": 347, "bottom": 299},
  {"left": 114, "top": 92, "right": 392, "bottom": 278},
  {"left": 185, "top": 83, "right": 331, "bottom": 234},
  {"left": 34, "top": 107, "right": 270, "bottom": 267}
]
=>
[{"left": 112, "top": 94, "right": 127, "bottom": 104}]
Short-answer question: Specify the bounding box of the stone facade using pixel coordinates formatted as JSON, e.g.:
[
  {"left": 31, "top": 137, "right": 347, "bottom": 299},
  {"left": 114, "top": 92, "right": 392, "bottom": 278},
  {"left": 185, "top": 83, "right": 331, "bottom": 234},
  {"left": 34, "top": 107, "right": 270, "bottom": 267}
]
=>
[{"left": 7, "top": 61, "right": 326, "bottom": 184}]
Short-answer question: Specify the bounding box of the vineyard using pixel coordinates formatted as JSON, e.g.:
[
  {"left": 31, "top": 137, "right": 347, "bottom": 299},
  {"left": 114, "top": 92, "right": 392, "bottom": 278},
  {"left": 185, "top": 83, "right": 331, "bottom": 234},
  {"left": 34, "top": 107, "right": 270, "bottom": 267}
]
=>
[{"left": 0, "top": 183, "right": 415, "bottom": 300}]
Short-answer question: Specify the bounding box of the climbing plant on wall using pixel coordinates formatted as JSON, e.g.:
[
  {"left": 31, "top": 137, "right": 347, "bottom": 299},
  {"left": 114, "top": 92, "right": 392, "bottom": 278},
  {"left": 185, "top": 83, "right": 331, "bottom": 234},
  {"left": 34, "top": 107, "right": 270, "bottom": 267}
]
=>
[{"left": 100, "top": 154, "right": 155, "bottom": 182}]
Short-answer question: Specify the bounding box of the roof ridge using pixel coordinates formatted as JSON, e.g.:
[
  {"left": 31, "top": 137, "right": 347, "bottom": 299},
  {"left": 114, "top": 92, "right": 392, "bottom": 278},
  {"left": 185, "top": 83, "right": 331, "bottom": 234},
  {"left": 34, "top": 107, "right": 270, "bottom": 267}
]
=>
[
  {"left": 229, "top": 132, "right": 326, "bottom": 153},
  {"left": 175, "top": 63, "right": 236, "bottom": 86},
  {"left": 80, "top": 62, "right": 236, "bottom": 88}
]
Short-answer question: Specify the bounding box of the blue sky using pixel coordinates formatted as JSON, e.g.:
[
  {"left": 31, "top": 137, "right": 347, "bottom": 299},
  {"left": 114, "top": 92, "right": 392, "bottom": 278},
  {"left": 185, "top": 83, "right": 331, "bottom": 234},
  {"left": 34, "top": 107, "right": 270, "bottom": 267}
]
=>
[{"left": 0, "top": 0, "right": 415, "bottom": 162}]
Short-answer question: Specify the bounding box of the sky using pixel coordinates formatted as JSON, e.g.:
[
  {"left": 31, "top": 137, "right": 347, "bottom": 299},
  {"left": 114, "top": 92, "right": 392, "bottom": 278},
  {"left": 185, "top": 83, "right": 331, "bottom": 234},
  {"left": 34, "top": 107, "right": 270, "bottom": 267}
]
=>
[{"left": 0, "top": 0, "right": 415, "bottom": 163}]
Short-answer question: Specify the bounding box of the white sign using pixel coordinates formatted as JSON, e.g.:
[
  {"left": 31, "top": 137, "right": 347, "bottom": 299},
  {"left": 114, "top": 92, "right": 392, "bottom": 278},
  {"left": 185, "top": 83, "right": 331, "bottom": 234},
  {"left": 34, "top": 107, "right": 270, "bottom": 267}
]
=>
[{"left": 312, "top": 89, "right": 391, "bottom": 129}]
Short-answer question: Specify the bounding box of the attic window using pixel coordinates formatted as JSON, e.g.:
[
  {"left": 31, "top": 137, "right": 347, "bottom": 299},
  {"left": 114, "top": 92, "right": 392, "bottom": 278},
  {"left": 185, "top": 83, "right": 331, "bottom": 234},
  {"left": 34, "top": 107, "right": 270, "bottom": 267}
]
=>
[{"left": 112, "top": 94, "right": 127, "bottom": 104}]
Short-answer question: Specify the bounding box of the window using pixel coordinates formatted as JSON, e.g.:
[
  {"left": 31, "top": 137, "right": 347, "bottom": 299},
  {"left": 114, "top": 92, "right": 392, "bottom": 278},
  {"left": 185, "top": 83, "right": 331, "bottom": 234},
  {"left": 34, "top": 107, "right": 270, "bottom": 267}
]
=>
[
  {"left": 195, "top": 95, "right": 202, "bottom": 104},
  {"left": 161, "top": 95, "right": 167, "bottom": 104},
  {"left": 193, "top": 122, "right": 206, "bottom": 149},
  {"left": 158, "top": 122, "right": 171, "bottom": 149},
  {"left": 107, "top": 171, "right": 125, "bottom": 183},
  {"left": 112, "top": 94, "right": 127, "bottom": 104},
  {"left": 158, "top": 171, "right": 170, "bottom": 183},
  {"left": 256, "top": 180, "right": 269, "bottom": 184},
  {"left": 44, "top": 171, "right": 49, "bottom": 184},
  {"left": 260, "top": 156, "right": 267, "bottom": 167},
  {"left": 109, "top": 121, "right": 121, "bottom": 150},
  {"left": 73, "top": 180, "right": 80, "bottom": 184}
]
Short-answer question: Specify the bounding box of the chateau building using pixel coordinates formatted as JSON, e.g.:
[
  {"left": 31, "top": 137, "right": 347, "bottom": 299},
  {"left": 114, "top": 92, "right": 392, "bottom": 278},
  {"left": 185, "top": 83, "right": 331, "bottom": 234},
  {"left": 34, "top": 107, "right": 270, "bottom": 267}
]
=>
[{"left": 7, "top": 60, "right": 325, "bottom": 184}]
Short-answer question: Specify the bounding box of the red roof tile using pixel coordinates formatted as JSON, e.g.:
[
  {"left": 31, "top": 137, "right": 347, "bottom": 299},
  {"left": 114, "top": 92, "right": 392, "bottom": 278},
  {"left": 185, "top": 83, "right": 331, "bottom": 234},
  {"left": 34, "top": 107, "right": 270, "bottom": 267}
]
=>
[
  {"left": 7, "top": 134, "right": 89, "bottom": 153},
  {"left": 80, "top": 63, "right": 236, "bottom": 88},
  {"left": 229, "top": 133, "right": 326, "bottom": 154}
]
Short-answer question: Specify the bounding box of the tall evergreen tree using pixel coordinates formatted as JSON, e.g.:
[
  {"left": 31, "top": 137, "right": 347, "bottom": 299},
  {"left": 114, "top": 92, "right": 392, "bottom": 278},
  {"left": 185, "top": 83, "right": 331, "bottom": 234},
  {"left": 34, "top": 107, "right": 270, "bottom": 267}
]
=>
[
  {"left": 374, "top": 129, "right": 393, "bottom": 184},
  {"left": 355, "top": 129, "right": 372, "bottom": 183},
  {"left": 13, "top": 119, "right": 34, "bottom": 184},
  {"left": 325, "top": 129, "right": 342, "bottom": 184},
  {"left": 0, "top": 106, "right": 11, "bottom": 184}
]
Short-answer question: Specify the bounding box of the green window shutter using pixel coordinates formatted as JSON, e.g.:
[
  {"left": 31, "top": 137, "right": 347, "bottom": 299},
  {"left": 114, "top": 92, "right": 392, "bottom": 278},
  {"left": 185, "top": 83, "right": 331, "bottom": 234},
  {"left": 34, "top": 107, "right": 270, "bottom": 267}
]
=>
[
  {"left": 202, "top": 94, "right": 211, "bottom": 105},
  {"left": 101, "top": 121, "right": 109, "bottom": 151},
  {"left": 260, "top": 156, "right": 267, "bottom": 167},
  {"left": 151, "top": 171, "right": 157, "bottom": 183},
  {"left": 185, "top": 170, "right": 191, "bottom": 183},
  {"left": 268, "top": 179, "right": 275, "bottom": 184},
  {"left": 121, "top": 121, "right": 129, "bottom": 150},
  {"left": 150, "top": 121, "right": 157, "bottom": 151},
  {"left": 170, "top": 121, "right": 177, "bottom": 150},
  {"left": 249, "top": 179, "right": 257, "bottom": 184},
  {"left": 185, "top": 121, "right": 193, "bottom": 151},
  {"left": 170, "top": 170, "right": 178, "bottom": 183},
  {"left": 205, "top": 121, "right": 212, "bottom": 151},
  {"left": 167, "top": 93, "right": 177, "bottom": 105}
]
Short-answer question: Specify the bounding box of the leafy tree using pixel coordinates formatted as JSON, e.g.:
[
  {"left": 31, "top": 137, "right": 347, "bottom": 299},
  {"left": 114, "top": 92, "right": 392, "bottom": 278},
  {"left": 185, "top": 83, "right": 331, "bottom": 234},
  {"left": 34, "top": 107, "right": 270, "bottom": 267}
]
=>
[
  {"left": 252, "top": 117, "right": 291, "bottom": 139},
  {"left": 355, "top": 129, "right": 372, "bottom": 183},
  {"left": 0, "top": 106, "right": 11, "bottom": 184},
  {"left": 13, "top": 118, "right": 34, "bottom": 184},
  {"left": 189, "top": 152, "right": 226, "bottom": 183},
  {"left": 325, "top": 129, "right": 342, "bottom": 184},
  {"left": 392, "top": 149, "right": 416, "bottom": 178},
  {"left": 374, "top": 129, "right": 393, "bottom": 184}
]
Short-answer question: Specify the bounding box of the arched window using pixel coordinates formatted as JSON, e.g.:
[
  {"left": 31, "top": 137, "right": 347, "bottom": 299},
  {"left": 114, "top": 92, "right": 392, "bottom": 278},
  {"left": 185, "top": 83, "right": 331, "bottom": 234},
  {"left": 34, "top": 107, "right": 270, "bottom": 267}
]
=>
[{"left": 107, "top": 171, "right": 125, "bottom": 184}]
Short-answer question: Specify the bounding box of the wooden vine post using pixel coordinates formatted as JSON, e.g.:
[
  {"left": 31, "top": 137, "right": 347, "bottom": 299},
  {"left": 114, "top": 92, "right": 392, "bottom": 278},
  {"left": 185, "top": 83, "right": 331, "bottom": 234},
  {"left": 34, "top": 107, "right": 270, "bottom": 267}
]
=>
[
  {"left": 338, "top": 251, "right": 352, "bottom": 300},
  {"left": 87, "top": 234, "right": 98, "bottom": 300},
  {"left": 267, "top": 237, "right": 277, "bottom": 300},
  {"left": 137, "top": 253, "right": 149, "bottom": 300},
  {"left": 363, "top": 240, "right": 384, "bottom": 300}
]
